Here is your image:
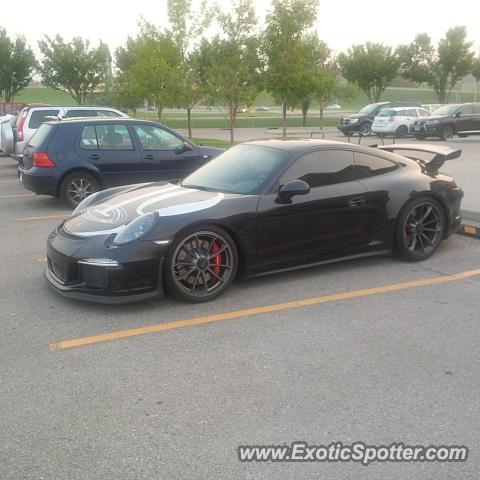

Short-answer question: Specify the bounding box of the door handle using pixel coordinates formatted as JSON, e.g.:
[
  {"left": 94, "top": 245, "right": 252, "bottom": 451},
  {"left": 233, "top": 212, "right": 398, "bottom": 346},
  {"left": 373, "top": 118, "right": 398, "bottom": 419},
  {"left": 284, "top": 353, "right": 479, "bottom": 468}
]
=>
[
  {"left": 88, "top": 153, "right": 100, "bottom": 160},
  {"left": 144, "top": 154, "right": 154, "bottom": 160},
  {"left": 347, "top": 197, "right": 366, "bottom": 208}
]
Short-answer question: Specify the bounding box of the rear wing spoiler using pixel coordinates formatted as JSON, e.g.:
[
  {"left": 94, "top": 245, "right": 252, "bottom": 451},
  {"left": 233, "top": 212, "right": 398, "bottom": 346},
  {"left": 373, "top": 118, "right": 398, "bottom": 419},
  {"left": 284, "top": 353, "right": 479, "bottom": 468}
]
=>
[{"left": 377, "top": 144, "right": 461, "bottom": 171}]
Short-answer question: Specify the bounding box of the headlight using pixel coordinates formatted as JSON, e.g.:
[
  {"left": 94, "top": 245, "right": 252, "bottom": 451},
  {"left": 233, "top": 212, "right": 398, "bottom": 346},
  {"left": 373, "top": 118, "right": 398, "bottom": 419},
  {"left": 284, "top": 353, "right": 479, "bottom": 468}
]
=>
[
  {"left": 73, "top": 191, "right": 101, "bottom": 214},
  {"left": 349, "top": 118, "right": 359, "bottom": 124},
  {"left": 113, "top": 212, "right": 157, "bottom": 246}
]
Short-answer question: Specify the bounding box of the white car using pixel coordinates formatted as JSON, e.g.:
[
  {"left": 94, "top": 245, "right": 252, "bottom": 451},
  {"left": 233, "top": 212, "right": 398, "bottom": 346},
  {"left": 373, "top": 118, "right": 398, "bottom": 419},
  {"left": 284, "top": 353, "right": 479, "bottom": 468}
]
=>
[
  {"left": 0, "top": 113, "right": 16, "bottom": 153},
  {"left": 372, "top": 106, "right": 430, "bottom": 138},
  {"left": 1, "top": 105, "right": 127, "bottom": 160},
  {"left": 326, "top": 103, "right": 342, "bottom": 110}
]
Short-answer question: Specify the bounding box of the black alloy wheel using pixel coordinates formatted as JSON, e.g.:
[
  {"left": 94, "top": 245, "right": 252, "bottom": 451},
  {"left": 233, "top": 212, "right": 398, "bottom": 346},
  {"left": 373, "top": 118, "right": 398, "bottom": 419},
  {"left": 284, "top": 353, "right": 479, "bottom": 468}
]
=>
[
  {"left": 60, "top": 172, "right": 100, "bottom": 208},
  {"left": 165, "top": 228, "right": 238, "bottom": 302},
  {"left": 396, "top": 197, "right": 445, "bottom": 261}
]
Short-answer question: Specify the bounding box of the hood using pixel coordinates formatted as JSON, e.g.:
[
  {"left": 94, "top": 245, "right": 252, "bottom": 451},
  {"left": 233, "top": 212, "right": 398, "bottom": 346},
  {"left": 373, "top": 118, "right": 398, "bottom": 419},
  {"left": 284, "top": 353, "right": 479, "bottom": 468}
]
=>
[
  {"left": 63, "top": 183, "right": 225, "bottom": 238},
  {"left": 415, "top": 115, "right": 446, "bottom": 122},
  {"left": 344, "top": 114, "right": 366, "bottom": 120}
]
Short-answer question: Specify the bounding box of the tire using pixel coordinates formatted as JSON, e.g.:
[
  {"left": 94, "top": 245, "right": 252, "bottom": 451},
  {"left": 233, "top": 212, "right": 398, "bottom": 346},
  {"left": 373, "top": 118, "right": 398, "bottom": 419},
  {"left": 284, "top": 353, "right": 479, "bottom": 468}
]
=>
[
  {"left": 395, "top": 125, "right": 408, "bottom": 138},
  {"left": 59, "top": 171, "right": 100, "bottom": 208},
  {"left": 395, "top": 196, "right": 445, "bottom": 262},
  {"left": 164, "top": 226, "right": 239, "bottom": 303},
  {"left": 415, "top": 135, "right": 426, "bottom": 140},
  {"left": 440, "top": 124, "right": 454, "bottom": 141},
  {"left": 359, "top": 122, "right": 372, "bottom": 136}
]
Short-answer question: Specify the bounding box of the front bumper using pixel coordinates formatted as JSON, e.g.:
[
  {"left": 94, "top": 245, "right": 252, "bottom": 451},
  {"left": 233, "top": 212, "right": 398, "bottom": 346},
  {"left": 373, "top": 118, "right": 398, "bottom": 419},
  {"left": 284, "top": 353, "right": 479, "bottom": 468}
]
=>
[
  {"left": 337, "top": 123, "right": 360, "bottom": 134},
  {"left": 411, "top": 123, "right": 442, "bottom": 136},
  {"left": 45, "top": 227, "right": 168, "bottom": 304}
]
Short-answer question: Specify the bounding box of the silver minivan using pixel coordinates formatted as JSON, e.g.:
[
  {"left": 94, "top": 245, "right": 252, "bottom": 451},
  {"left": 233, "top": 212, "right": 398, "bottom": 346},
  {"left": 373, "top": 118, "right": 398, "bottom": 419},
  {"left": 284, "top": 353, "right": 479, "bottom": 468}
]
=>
[{"left": 1, "top": 105, "right": 127, "bottom": 160}]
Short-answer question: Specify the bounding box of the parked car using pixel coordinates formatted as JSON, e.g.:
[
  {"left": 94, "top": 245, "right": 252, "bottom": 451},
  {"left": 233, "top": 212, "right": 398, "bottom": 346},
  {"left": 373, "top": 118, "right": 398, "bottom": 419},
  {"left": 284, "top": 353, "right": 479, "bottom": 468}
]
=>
[
  {"left": 18, "top": 118, "right": 223, "bottom": 207},
  {"left": 44, "top": 140, "right": 463, "bottom": 304},
  {"left": 1, "top": 105, "right": 127, "bottom": 161},
  {"left": 372, "top": 106, "right": 430, "bottom": 138},
  {"left": 326, "top": 104, "right": 342, "bottom": 110},
  {"left": 411, "top": 103, "right": 480, "bottom": 140},
  {"left": 0, "top": 113, "right": 17, "bottom": 154},
  {"left": 337, "top": 101, "right": 421, "bottom": 136},
  {"left": 254, "top": 106, "right": 269, "bottom": 111}
]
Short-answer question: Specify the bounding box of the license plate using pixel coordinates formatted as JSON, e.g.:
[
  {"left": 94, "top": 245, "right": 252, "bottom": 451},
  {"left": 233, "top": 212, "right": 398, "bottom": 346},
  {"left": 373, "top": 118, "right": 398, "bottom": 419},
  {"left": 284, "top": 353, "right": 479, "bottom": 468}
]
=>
[{"left": 414, "top": 126, "right": 421, "bottom": 131}]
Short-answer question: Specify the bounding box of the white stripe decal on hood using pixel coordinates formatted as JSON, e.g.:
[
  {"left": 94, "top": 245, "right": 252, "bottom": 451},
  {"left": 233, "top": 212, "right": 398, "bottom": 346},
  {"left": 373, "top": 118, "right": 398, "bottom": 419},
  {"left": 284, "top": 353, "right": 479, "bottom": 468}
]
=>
[{"left": 154, "top": 193, "right": 224, "bottom": 216}]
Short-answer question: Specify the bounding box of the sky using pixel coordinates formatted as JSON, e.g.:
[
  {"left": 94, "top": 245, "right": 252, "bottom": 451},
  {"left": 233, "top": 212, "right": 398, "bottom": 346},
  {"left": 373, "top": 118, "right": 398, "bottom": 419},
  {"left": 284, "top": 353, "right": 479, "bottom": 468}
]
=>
[{"left": 2, "top": 0, "right": 480, "bottom": 57}]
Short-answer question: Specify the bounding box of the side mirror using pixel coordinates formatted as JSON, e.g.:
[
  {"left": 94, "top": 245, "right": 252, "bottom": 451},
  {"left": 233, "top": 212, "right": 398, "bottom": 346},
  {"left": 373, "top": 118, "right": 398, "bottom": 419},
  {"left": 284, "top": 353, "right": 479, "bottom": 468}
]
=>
[
  {"left": 276, "top": 179, "right": 310, "bottom": 203},
  {"left": 455, "top": 111, "right": 461, "bottom": 118},
  {"left": 175, "top": 141, "right": 194, "bottom": 154}
]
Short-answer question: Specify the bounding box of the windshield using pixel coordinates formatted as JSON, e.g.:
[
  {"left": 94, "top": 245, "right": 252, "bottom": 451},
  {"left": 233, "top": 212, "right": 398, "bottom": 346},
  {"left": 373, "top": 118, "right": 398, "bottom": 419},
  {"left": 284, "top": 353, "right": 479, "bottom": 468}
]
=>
[
  {"left": 358, "top": 103, "right": 383, "bottom": 115},
  {"left": 377, "top": 109, "right": 395, "bottom": 117},
  {"left": 432, "top": 104, "right": 460, "bottom": 116},
  {"left": 182, "top": 144, "right": 291, "bottom": 195}
]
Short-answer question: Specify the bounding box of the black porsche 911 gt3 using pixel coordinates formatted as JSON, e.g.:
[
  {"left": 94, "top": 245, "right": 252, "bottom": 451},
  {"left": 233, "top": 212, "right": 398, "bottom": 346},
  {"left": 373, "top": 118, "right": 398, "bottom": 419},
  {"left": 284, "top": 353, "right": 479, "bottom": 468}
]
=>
[{"left": 45, "top": 139, "right": 463, "bottom": 303}]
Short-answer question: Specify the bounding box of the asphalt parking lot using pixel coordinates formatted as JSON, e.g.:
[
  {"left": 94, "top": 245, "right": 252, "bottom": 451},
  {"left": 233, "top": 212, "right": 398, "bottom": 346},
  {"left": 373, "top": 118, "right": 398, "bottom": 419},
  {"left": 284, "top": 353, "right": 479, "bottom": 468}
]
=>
[{"left": 1, "top": 147, "right": 480, "bottom": 479}]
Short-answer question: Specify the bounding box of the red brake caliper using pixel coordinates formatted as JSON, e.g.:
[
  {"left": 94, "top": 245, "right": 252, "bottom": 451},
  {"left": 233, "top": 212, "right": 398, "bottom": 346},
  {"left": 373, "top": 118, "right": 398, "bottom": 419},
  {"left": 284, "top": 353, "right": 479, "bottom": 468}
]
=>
[{"left": 211, "top": 241, "right": 222, "bottom": 276}]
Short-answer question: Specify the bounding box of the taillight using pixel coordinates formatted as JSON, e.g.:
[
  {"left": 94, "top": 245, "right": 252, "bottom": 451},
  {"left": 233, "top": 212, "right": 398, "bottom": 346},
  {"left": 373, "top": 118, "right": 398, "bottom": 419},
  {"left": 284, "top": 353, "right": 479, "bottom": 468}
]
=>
[
  {"left": 33, "top": 152, "right": 55, "bottom": 167},
  {"left": 17, "top": 113, "right": 27, "bottom": 142}
]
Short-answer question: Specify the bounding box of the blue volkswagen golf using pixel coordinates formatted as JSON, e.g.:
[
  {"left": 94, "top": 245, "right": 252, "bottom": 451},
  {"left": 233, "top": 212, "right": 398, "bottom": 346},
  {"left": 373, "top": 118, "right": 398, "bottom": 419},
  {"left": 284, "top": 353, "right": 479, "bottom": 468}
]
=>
[{"left": 18, "top": 118, "right": 223, "bottom": 207}]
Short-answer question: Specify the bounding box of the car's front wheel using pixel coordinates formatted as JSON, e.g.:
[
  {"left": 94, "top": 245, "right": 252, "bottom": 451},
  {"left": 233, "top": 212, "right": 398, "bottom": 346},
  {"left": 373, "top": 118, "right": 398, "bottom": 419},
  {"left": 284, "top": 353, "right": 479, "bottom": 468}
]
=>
[
  {"left": 395, "top": 197, "right": 445, "bottom": 262},
  {"left": 359, "top": 122, "right": 372, "bottom": 136},
  {"left": 440, "top": 124, "right": 454, "bottom": 141},
  {"left": 59, "top": 171, "right": 100, "bottom": 208},
  {"left": 395, "top": 125, "right": 408, "bottom": 138},
  {"left": 164, "top": 227, "right": 238, "bottom": 302}
]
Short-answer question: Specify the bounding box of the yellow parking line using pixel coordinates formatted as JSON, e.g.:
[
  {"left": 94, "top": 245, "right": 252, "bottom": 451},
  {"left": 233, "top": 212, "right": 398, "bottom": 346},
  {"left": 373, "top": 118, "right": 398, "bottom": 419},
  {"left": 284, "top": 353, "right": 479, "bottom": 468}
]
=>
[
  {"left": 18, "top": 214, "right": 70, "bottom": 221},
  {"left": 37, "top": 257, "right": 47, "bottom": 263},
  {"left": 49, "top": 267, "right": 480, "bottom": 352}
]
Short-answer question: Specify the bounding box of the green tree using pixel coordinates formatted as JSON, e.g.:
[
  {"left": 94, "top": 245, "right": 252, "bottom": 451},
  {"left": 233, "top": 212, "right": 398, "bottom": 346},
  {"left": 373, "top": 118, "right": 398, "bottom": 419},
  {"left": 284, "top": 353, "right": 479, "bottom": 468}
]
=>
[
  {"left": 127, "top": 22, "right": 181, "bottom": 121},
  {"left": 38, "top": 36, "right": 107, "bottom": 104},
  {"left": 0, "top": 28, "right": 36, "bottom": 102},
  {"left": 338, "top": 42, "right": 399, "bottom": 103},
  {"left": 397, "top": 27, "right": 474, "bottom": 103},
  {"left": 473, "top": 57, "right": 480, "bottom": 102},
  {"left": 198, "top": 0, "right": 262, "bottom": 143},
  {"left": 167, "top": 0, "right": 212, "bottom": 138},
  {"left": 114, "top": 37, "right": 148, "bottom": 116},
  {"left": 263, "top": 0, "right": 319, "bottom": 138}
]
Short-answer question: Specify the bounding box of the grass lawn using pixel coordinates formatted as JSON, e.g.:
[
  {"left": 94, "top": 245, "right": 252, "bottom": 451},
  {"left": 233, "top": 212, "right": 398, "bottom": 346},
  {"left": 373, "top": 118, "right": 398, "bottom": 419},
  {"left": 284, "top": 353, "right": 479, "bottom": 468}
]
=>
[
  {"left": 192, "top": 137, "right": 233, "bottom": 149},
  {"left": 14, "top": 87, "right": 78, "bottom": 105}
]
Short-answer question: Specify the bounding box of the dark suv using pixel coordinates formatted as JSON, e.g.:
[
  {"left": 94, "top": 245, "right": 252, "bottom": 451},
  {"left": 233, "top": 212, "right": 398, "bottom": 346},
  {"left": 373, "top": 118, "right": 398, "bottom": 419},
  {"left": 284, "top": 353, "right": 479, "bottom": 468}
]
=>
[
  {"left": 18, "top": 118, "right": 223, "bottom": 207},
  {"left": 411, "top": 103, "right": 480, "bottom": 140},
  {"left": 337, "top": 101, "right": 421, "bottom": 136}
]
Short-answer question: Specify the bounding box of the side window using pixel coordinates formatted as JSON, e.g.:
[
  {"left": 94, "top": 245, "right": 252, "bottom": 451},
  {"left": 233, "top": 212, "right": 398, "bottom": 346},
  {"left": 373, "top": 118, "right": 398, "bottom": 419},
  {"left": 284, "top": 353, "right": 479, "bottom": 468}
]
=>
[
  {"left": 97, "top": 110, "right": 122, "bottom": 118},
  {"left": 408, "top": 109, "right": 418, "bottom": 117},
  {"left": 396, "top": 110, "right": 406, "bottom": 116},
  {"left": 133, "top": 124, "right": 183, "bottom": 151},
  {"left": 354, "top": 152, "right": 398, "bottom": 179},
  {"left": 459, "top": 105, "right": 473, "bottom": 115},
  {"left": 418, "top": 109, "right": 429, "bottom": 116},
  {"left": 279, "top": 150, "right": 355, "bottom": 188},
  {"left": 28, "top": 110, "right": 60, "bottom": 129},
  {"left": 64, "top": 110, "right": 98, "bottom": 118},
  {"left": 80, "top": 126, "right": 98, "bottom": 150},
  {"left": 472, "top": 104, "right": 480, "bottom": 114},
  {"left": 96, "top": 124, "right": 134, "bottom": 151}
]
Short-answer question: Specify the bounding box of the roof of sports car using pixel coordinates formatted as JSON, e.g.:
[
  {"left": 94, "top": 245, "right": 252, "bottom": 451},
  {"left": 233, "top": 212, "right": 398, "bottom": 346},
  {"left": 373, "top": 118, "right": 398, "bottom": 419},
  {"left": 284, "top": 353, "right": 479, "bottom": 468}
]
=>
[{"left": 243, "top": 138, "right": 368, "bottom": 153}]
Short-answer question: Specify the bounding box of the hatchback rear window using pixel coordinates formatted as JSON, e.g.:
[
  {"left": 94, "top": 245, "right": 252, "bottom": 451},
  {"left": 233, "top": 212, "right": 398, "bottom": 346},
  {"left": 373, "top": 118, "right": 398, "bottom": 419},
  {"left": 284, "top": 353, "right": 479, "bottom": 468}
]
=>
[
  {"left": 64, "top": 110, "right": 99, "bottom": 118},
  {"left": 28, "top": 110, "right": 60, "bottom": 129},
  {"left": 29, "top": 124, "right": 55, "bottom": 148}
]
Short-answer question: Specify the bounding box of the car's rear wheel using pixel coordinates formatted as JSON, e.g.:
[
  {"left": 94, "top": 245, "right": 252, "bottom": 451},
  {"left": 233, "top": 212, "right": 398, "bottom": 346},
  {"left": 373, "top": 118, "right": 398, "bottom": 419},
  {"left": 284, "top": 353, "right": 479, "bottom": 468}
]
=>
[
  {"left": 395, "top": 125, "right": 408, "bottom": 138},
  {"left": 440, "top": 124, "right": 454, "bottom": 141},
  {"left": 164, "top": 227, "right": 238, "bottom": 302},
  {"left": 396, "top": 197, "right": 445, "bottom": 261},
  {"left": 359, "top": 122, "right": 372, "bottom": 136},
  {"left": 59, "top": 172, "right": 100, "bottom": 208}
]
